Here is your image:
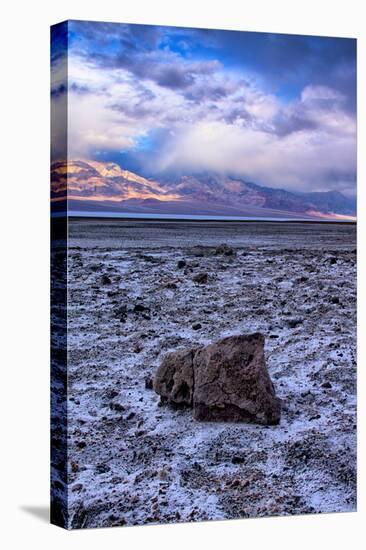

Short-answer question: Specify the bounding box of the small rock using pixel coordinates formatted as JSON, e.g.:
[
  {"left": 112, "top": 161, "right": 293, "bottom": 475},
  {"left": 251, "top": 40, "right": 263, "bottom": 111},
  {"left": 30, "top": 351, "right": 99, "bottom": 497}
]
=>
[
  {"left": 321, "top": 381, "right": 332, "bottom": 389},
  {"left": 158, "top": 467, "right": 171, "bottom": 480},
  {"left": 230, "top": 479, "right": 241, "bottom": 488},
  {"left": 287, "top": 318, "right": 304, "bottom": 328},
  {"left": 164, "top": 282, "right": 177, "bottom": 289},
  {"left": 214, "top": 243, "right": 235, "bottom": 256},
  {"left": 192, "top": 322, "right": 202, "bottom": 330},
  {"left": 114, "top": 305, "right": 127, "bottom": 322},
  {"left": 71, "top": 462, "right": 79, "bottom": 473},
  {"left": 140, "top": 254, "right": 160, "bottom": 263},
  {"left": 145, "top": 376, "right": 153, "bottom": 390},
  {"left": 177, "top": 260, "right": 186, "bottom": 269},
  {"left": 101, "top": 274, "right": 112, "bottom": 285},
  {"left": 231, "top": 456, "right": 245, "bottom": 465},
  {"left": 193, "top": 272, "right": 208, "bottom": 284},
  {"left": 191, "top": 246, "right": 210, "bottom": 257},
  {"left": 109, "top": 403, "right": 125, "bottom": 412},
  {"left": 95, "top": 463, "right": 111, "bottom": 474},
  {"left": 134, "top": 303, "right": 149, "bottom": 313}
]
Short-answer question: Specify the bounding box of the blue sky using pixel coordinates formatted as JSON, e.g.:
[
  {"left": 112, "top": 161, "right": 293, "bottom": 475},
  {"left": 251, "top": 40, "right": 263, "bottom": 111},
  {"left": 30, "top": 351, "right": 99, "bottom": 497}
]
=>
[{"left": 51, "top": 20, "right": 356, "bottom": 195}]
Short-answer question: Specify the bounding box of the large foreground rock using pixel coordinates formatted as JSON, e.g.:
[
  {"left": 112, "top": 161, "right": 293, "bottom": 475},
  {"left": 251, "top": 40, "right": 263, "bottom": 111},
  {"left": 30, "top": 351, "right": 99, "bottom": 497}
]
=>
[{"left": 153, "top": 333, "right": 281, "bottom": 425}]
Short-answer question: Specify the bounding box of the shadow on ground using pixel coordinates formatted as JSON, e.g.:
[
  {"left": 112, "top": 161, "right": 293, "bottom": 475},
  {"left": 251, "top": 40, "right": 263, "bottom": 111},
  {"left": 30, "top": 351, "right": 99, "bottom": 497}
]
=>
[{"left": 20, "top": 506, "right": 49, "bottom": 523}]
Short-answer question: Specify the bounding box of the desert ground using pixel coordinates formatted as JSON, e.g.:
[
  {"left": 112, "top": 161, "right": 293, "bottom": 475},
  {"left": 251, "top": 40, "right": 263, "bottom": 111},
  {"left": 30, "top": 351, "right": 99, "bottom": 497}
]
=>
[{"left": 63, "top": 219, "right": 356, "bottom": 528}]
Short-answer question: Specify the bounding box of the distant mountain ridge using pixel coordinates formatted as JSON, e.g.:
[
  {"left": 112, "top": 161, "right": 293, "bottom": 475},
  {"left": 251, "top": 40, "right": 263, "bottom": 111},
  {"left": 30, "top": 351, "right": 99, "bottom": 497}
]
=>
[
  {"left": 51, "top": 160, "right": 356, "bottom": 220},
  {"left": 160, "top": 174, "right": 356, "bottom": 217}
]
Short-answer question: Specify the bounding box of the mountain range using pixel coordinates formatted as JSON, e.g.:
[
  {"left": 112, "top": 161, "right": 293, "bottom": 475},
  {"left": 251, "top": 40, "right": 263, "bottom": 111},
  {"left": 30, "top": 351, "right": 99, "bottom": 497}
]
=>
[{"left": 51, "top": 160, "right": 356, "bottom": 220}]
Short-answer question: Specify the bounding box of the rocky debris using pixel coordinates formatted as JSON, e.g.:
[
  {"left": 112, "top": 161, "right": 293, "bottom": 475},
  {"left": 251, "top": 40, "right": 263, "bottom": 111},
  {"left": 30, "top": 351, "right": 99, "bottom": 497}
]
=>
[
  {"left": 163, "top": 281, "right": 178, "bottom": 290},
  {"left": 114, "top": 305, "right": 127, "bottom": 323},
  {"left": 109, "top": 402, "right": 125, "bottom": 412},
  {"left": 105, "top": 389, "right": 119, "bottom": 399},
  {"left": 231, "top": 455, "right": 245, "bottom": 465},
  {"left": 134, "top": 303, "right": 149, "bottom": 313},
  {"left": 145, "top": 376, "right": 153, "bottom": 390},
  {"left": 65, "top": 221, "right": 356, "bottom": 527},
  {"left": 214, "top": 243, "right": 235, "bottom": 256},
  {"left": 101, "top": 274, "right": 112, "bottom": 285},
  {"left": 71, "top": 462, "right": 79, "bottom": 473},
  {"left": 96, "top": 463, "right": 111, "bottom": 474},
  {"left": 139, "top": 254, "right": 160, "bottom": 264},
  {"left": 190, "top": 246, "right": 211, "bottom": 257},
  {"left": 153, "top": 334, "right": 281, "bottom": 425},
  {"left": 193, "top": 272, "right": 208, "bottom": 284},
  {"left": 133, "top": 303, "right": 151, "bottom": 319},
  {"left": 287, "top": 318, "right": 304, "bottom": 328}
]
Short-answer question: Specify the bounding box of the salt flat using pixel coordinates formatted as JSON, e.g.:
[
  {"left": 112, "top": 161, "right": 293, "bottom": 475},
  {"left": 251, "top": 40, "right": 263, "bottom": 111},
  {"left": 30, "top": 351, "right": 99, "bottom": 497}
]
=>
[{"left": 64, "top": 220, "right": 356, "bottom": 528}]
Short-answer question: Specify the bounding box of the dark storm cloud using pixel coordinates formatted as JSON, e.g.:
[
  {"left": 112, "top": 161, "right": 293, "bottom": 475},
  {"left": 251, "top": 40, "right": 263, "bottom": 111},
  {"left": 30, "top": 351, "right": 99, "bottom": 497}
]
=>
[
  {"left": 82, "top": 49, "right": 221, "bottom": 92},
  {"left": 68, "top": 21, "right": 356, "bottom": 110},
  {"left": 154, "top": 66, "right": 194, "bottom": 89},
  {"left": 68, "top": 20, "right": 223, "bottom": 91},
  {"left": 183, "top": 77, "right": 243, "bottom": 102},
  {"left": 273, "top": 112, "right": 318, "bottom": 136},
  {"left": 152, "top": 60, "right": 221, "bottom": 90},
  {"left": 193, "top": 29, "right": 356, "bottom": 111}
]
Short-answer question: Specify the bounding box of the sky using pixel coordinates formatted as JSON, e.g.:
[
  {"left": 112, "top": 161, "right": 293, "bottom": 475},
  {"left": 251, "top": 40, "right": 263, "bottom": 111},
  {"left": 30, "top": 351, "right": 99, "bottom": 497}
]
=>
[{"left": 51, "top": 20, "right": 356, "bottom": 195}]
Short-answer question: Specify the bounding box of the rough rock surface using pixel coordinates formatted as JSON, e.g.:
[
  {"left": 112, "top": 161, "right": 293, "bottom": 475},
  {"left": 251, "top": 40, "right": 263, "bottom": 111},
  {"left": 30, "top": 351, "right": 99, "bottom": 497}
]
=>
[
  {"left": 153, "top": 334, "right": 281, "bottom": 425},
  {"left": 193, "top": 334, "right": 280, "bottom": 424},
  {"left": 153, "top": 348, "right": 196, "bottom": 406}
]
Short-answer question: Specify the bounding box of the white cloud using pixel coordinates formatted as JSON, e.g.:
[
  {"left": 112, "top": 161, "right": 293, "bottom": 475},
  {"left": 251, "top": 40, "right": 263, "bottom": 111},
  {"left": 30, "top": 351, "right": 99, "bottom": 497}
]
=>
[
  {"left": 55, "top": 53, "right": 356, "bottom": 194},
  {"left": 156, "top": 120, "right": 356, "bottom": 193}
]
